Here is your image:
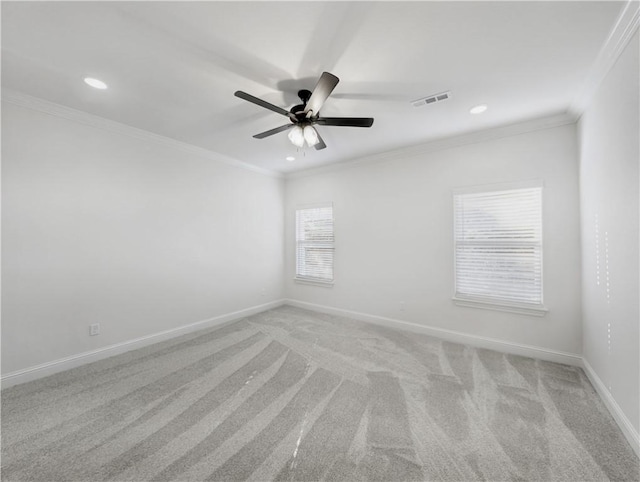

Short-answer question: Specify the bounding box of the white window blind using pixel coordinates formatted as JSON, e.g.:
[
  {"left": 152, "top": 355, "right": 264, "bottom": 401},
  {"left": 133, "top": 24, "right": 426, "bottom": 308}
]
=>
[
  {"left": 454, "top": 186, "right": 543, "bottom": 306},
  {"left": 296, "top": 204, "right": 334, "bottom": 282}
]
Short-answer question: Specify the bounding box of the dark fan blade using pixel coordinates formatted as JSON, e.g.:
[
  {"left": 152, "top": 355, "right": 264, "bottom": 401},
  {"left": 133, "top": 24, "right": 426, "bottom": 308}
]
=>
[
  {"left": 315, "top": 117, "right": 374, "bottom": 127},
  {"left": 304, "top": 72, "right": 339, "bottom": 116},
  {"left": 253, "top": 124, "right": 294, "bottom": 139},
  {"left": 235, "top": 91, "right": 293, "bottom": 118},
  {"left": 313, "top": 130, "right": 327, "bottom": 150}
]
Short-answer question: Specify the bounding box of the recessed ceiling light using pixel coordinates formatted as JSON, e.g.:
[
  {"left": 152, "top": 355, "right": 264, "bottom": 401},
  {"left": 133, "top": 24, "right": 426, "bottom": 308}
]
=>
[
  {"left": 286, "top": 156, "right": 295, "bottom": 162},
  {"left": 470, "top": 104, "right": 488, "bottom": 114},
  {"left": 84, "top": 77, "right": 108, "bottom": 90}
]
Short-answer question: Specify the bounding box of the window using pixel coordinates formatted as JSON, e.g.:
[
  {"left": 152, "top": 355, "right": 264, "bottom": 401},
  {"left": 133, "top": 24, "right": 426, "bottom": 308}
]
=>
[
  {"left": 295, "top": 203, "right": 334, "bottom": 284},
  {"left": 453, "top": 183, "right": 546, "bottom": 315}
]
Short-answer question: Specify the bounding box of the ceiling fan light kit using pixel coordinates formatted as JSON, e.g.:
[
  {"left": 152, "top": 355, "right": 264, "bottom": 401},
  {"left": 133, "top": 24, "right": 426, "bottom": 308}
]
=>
[
  {"left": 234, "top": 72, "right": 374, "bottom": 151},
  {"left": 303, "top": 125, "right": 319, "bottom": 147},
  {"left": 288, "top": 125, "right": 305, "bottom": 148}
]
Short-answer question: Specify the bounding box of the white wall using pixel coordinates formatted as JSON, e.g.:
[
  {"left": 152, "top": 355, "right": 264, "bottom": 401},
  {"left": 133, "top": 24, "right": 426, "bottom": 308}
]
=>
[
  {"left": 1, "top": 101, "right": 284, "bottom": 374},
  {"left": 578, "top": 31, "right": 639, "bottom": 434},
  {"left": 285, "top": 124, "right": 583, "bottom": 355}
]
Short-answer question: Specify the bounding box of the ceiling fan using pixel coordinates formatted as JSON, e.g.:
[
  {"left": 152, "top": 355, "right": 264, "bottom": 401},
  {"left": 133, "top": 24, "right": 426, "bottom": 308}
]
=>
[{"left": 234, "top": 72, "right": 374, "bottom": 150}]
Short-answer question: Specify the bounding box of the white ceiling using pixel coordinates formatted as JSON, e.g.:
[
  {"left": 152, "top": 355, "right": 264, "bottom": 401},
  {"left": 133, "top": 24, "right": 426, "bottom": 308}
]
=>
[{"left": 1, "top": 1, "right": 625, "bottom": 174}]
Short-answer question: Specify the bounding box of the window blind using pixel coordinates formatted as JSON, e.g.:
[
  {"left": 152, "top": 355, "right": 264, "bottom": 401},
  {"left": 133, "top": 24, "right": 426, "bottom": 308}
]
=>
[
  {"left": 454, "top": 187, "right": 542, "bottom": 305},
  {"left": 296, "top": 204, "right": 334, "bottom": 282}
]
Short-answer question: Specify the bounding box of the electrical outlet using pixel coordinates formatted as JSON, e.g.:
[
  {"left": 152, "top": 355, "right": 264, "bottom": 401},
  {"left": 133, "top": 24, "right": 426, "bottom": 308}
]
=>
[
  {"left": 89, "top": 323, "right": 100, "bottom": 336},
  {"left": 399, "top": 301, "right": 406, "bottom": 311},
  {"left": 261, "top": 288, "right": 266, "bottom": 297}
]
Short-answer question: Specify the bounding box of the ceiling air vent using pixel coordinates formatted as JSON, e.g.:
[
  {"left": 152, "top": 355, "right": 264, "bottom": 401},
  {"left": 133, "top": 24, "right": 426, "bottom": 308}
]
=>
[{"left": 412, "top": 91, "right": 451, "bottom": 108}]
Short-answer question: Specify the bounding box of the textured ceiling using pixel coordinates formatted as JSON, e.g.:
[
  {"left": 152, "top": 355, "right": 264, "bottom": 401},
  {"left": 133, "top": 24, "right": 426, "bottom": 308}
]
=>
[{"left": 1, "top": 1, "right": 625, "bottom": 173}]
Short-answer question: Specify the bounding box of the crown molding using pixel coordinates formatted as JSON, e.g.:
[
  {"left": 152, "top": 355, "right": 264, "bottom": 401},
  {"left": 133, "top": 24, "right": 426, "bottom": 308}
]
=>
[
  {"left": 286, "top": 111, "right": 577, "bottom": 180},
  {"left": 1, "top": 90, "right": 283, "bottom": 179},
  {"left": 569, "top": 0, "right": 640, "bottom": 118},
  {"left": 2, "top": 90, "right": 577, "bottom": 183}
]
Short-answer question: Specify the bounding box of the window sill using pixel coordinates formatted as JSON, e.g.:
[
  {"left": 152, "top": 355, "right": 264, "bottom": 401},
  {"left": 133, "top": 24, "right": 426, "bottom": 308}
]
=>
[
  {"left": 294, "top": 277, "right": 334, "bottom": 287},
  {"left": 452, "top": 296, "right": 548, "bottom": 317}
]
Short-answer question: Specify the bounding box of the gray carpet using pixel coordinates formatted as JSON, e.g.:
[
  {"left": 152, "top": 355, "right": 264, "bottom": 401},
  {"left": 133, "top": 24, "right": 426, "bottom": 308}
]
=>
[{"left": 1, "top": 305, "right": 638, "bottom": 481}]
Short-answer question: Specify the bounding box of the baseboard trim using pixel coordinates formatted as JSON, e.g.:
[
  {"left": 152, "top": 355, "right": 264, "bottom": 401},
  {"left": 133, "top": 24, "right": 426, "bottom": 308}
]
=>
[
  {"left": 285, "top": 299, "right": 640, "bottom": 457},
  {"left": 1, "top": 299, "right": 286, "bottom": 389},
  {"left": 283, "top": 299, "right": 582, "bottom": 366},
  {"left": 582, "top": 358, "right": 640, "bottom": 458}
]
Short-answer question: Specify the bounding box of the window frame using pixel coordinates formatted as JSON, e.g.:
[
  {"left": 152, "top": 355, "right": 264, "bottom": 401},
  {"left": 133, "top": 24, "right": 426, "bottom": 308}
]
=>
[
  {"left": 294, "top": 202, "right": 335, "bottom": 287},
  {"left": 452, "top": 180, "right": 548, "bottom": 317}
]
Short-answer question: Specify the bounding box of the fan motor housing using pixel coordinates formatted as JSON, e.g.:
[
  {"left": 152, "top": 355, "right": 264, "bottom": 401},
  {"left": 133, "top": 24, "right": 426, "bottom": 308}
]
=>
[{"left": 289, "top": 89, "right": 313, "bottom": 122}]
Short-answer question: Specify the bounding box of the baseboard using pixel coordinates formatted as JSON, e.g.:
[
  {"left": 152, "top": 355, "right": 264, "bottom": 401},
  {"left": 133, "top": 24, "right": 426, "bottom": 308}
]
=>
[
  {"left": 582, "top": 358, "right": 640, "bottom": 458},
  {"left": 284, "top": 299, "right": 640, "bottom": 457},
  {"left": 1, "top": 299, "right": 286, "bottom": 389},
  {"left": 283, "top": 299, "right": 583, "bottom": 366}
]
